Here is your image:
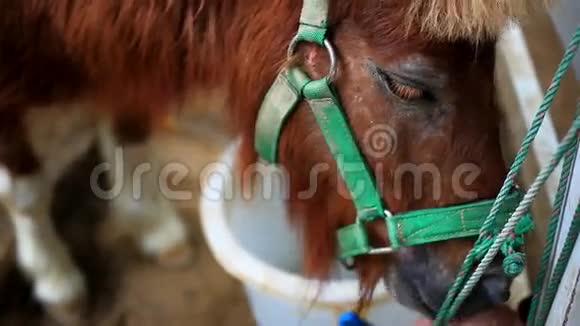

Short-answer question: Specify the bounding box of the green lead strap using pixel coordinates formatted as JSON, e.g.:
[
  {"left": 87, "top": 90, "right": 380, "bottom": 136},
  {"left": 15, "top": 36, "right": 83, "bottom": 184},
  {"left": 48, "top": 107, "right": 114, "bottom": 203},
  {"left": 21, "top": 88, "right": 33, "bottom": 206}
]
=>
[
  {"left": 291, "top": 0, "right": 329, "bottom": 47},
  {"left": 303, "top": 79, "right": 386, "bottom": 223},
  {"left": 255, "top": 0, "right": 331, "bottom": 162},
  {"left": 299, "top": 0, "right": 328, "bottom": 28},
  {"left": 254, "top": 69, "right": 311, "bottom": 163},
  {"left": 260, "top": 0, "right": 386, "bottom": 227}
]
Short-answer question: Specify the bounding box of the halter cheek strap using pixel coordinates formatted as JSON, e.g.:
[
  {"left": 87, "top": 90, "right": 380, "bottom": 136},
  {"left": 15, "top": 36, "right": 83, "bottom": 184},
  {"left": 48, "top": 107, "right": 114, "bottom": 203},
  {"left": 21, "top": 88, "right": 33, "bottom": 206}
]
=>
[
  {"left": 254, "top": 0, "right": 533, "bottom": 263},
  {"left": 255, "top": 66, "right": 389, "bottom": 258}
]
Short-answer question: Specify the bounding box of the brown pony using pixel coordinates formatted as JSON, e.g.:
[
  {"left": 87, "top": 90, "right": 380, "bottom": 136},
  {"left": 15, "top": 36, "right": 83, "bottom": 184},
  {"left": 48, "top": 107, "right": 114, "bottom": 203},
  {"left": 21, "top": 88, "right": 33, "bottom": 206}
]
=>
[{"left": 0, "top": 0, "right": 547, "bottom": 324}]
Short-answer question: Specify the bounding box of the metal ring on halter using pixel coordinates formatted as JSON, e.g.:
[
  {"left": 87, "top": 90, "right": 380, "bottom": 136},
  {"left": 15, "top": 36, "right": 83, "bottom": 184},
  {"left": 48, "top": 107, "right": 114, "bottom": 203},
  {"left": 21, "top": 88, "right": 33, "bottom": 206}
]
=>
[{"left": 287, "top": 38, "right": 338, "bottom": 82}]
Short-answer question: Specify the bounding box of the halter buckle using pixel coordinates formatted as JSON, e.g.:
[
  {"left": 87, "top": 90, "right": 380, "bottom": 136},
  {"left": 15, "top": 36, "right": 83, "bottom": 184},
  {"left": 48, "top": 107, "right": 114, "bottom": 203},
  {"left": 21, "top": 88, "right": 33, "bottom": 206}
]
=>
[
  {"left": 368, "top": 247, "right": 395, "bottom": 255},
  {"left": 366, "top": 210, "right": 396, "bottom": 255}
]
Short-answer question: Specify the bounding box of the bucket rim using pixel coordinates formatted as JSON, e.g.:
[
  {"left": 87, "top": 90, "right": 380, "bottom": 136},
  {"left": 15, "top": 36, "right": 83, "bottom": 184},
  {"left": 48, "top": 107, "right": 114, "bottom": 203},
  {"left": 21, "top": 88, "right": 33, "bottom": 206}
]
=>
[{"left": 198, "top": 140, "right": 392, "bottom": 307}]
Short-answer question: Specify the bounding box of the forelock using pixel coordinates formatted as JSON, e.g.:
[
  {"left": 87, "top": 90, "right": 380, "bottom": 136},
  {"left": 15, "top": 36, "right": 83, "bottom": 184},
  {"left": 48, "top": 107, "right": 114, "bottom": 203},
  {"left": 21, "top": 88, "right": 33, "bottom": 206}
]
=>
[{"left": 402, "top": 0, "right": 553, "bottom": 41}]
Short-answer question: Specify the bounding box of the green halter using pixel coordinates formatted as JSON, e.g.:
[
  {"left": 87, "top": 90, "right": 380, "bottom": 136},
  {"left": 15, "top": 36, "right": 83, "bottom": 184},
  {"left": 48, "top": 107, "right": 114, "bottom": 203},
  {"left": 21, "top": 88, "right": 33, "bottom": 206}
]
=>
[{"left": 254, "top": 0, "right": 533, "bottom": 264}]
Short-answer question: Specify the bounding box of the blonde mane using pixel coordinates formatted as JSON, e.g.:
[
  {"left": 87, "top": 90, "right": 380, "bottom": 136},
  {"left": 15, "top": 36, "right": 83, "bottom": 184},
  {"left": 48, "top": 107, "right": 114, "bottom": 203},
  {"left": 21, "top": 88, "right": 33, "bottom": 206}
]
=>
[{"left": 405, "top": 0, "right": 553, "bottom": 41}]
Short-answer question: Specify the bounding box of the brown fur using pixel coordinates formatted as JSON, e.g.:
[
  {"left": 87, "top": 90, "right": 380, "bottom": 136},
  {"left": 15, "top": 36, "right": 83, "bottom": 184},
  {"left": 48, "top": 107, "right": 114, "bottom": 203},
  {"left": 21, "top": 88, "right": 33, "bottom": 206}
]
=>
[{"left": 0, "top": 0, "right": 540, "bottom": 311}]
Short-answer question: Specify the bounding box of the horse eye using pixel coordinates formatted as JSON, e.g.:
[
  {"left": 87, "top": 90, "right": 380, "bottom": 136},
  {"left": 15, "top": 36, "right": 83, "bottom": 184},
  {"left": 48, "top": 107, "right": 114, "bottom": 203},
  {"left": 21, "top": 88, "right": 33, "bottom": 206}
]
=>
[{"left": 380, "top": 71, "right": 428, "bottom": 102}]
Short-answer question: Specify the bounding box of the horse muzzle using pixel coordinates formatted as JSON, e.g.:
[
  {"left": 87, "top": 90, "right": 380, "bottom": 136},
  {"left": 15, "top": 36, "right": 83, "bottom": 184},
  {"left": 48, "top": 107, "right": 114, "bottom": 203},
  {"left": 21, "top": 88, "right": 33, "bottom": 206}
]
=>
[{"left": 386, "top": 245, "right": 511, "bottom": 320}]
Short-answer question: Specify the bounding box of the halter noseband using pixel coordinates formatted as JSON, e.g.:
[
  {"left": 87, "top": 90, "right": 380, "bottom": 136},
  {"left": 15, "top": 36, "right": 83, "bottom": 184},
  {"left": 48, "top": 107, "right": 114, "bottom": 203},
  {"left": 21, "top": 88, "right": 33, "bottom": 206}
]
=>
[{"left": 254, "top": 0, "right": 532, "bottom": 262}]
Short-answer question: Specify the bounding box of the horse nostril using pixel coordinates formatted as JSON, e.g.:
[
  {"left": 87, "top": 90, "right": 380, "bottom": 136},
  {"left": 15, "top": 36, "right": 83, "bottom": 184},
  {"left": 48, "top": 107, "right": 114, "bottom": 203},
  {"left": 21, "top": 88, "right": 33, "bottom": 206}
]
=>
[{"left": 481, "top": 272, "right": 510, "bottom": 304}]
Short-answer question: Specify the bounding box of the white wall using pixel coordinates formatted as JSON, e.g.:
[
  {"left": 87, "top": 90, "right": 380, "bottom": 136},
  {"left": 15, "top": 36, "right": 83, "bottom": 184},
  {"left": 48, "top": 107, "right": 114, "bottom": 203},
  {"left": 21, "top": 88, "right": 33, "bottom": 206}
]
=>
[{"left": 549, "top": 0, "right": 580, "bottom": 79}]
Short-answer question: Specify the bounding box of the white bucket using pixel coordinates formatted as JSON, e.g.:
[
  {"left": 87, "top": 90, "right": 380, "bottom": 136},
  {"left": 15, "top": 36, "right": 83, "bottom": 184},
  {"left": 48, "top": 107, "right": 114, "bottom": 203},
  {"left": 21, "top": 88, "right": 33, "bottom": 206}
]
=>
[{"left": 199, "top": 141, "right": 421, "bottom": 325}]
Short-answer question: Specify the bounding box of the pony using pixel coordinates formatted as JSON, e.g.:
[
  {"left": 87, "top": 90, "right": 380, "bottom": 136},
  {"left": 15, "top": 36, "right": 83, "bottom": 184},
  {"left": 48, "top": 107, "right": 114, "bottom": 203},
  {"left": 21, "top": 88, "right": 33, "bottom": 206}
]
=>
[{"left": 0, "top": 0, "right": 548, "bottom": 324}]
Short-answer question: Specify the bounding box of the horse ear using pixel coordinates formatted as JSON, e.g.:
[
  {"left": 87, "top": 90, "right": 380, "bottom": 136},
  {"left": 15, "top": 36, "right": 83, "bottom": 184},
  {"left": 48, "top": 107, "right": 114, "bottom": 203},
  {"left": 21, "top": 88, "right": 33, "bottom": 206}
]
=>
[{"left": 404, "top": 0, "right": 555, "bottom": 41}]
